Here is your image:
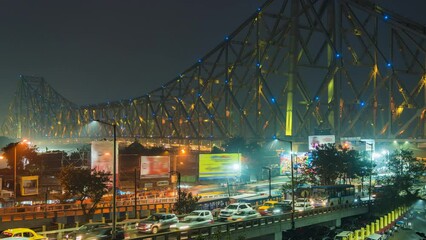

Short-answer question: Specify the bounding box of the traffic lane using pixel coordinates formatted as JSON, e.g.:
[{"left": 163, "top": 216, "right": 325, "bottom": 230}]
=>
[{"left": 388, "top": 200, "right": 426, "bottom": 240}]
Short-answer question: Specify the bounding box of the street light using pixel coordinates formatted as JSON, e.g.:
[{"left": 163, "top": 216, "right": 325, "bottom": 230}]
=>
[
  {"left": 13, "top": 139, "right": 29, "bottom": 203},
  {"left": 262, "top": 167, "right": 272, "bottom": 200},
  {"left": 360, "top": 140, "right": 374, "bottom": 214},
  {"left": 170, "top": 171, "right": 181, "bottom": 204},
  {"left": 274, "top": 137, "right": 295, "bottom": 230},
  {"left": 94, "top": 120, "right": 117, "bottom": 239}
]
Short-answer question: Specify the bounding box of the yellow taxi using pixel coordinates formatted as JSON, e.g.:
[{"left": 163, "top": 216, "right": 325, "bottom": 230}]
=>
[
  {"left": 0, "top": 228, "right": 46, "bottom": 240},
  {"left": 257, "top": 200, "right": 279, "bottom": 215}
]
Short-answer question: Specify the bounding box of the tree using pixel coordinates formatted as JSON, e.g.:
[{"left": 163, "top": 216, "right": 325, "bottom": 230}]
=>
[
  {"left": 173, "top": 189, "right": 201, "bottom": 215},
  {"left": 384, "top": 149, "right": 425, "bottom": 201},
  {"left": 1, "top": 142, "right": 39, "bottom": 172},
  {"left": 58, "top": 166, "right": 110, "bottom": 221},
  {"left": 308, "top": 144, "right": 342, "bottom": 185}
]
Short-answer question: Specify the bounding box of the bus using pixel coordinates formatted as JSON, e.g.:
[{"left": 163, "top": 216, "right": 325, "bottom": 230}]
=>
[{"left": 308, "top": 184, "right": 356, "bottom": 207}]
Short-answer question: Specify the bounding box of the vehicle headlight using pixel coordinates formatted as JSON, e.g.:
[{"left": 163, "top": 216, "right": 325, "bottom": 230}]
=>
[
  {"left": 273, "top": 209, "right": 281, "bottom": 213},
  {"left": 76, "top": 236, "right": 82, "bottom": 240},
  {"left": 170, "top": 224, "right": 177, "bottom": 228},
  {"left": 179, "top": 226, "right": 190, "bottom": 230}
]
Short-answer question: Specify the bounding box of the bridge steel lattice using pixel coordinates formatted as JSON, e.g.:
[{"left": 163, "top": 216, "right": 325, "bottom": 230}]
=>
[{"left": 2, "top": 0, "right": 426, "bottom": 146}]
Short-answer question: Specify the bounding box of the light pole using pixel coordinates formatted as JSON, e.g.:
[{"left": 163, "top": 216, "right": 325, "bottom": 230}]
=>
[
  {"left": 13, "top": 139, "right": 28, "bottom": 203},
  {"left": 274, "top": 137, "right": 295, "bottom": 230},
  {"left": 262, "top": 167, "right": 272, "bottom": 199},
  {"left": 94, "top": 120, "right": 117, "bottom": 239},
  {"left": 170, "top": 171, "right": 181, "bottom": 203},
  {"left": 360, "top": 140, "right": 373, "bottom": 214}
]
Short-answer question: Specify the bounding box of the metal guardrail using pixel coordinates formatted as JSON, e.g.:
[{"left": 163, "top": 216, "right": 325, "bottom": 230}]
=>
[{"left": 36, "top": 203, "right": 369, "bottom": 240}]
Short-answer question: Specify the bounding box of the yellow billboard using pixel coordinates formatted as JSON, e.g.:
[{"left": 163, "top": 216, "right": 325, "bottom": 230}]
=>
[
  {"left": 199, "top": 153, "right": 241, "bottom": 179},
  {"left": 20, "top": 176, "right": 38, "bottom": 196}
]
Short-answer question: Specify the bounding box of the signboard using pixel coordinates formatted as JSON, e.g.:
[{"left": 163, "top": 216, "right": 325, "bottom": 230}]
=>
[
  {"left": 91, "top": 141, "right": 118, "bottom": 173},
  {"left": 341, "top": 137, "right": 375, "bottom": 151},
  {"left": 308, "top": 135, "right": 335, "bottom": 150},
  {"left": 20, "top": 176, "right": 38, "bottom": 196},
  {"left": 157, "top": 181, "right": 169, "bottom": 186},
  {"left": 199, "top": 153, "right": 241, "bottom": 180},
  {"left": 140, "top": 156, "right": 170, "bottom": 178}
]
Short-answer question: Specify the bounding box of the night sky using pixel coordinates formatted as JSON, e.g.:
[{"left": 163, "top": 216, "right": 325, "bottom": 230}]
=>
[{"left": 0, "top": 0, "right": 425, "bottom": 124}]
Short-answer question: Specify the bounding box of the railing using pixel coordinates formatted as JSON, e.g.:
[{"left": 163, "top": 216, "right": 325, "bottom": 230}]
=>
[{"left": 36, "top": 203, "right": 369, "bottom": 240}]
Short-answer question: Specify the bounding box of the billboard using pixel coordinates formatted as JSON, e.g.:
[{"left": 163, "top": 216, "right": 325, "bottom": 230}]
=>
[
  {"left": 20, "top": 176, "right": 38, "bottom": 196},
  {"left": 341, "top": 137, "right": 375, "bottom": 151},
  {"left": 308, "top": 135, "right": 335, "bottom": 150},
  {"left": 280, "top": 152, "right": 310, "bottom": 175},
  {"left": 91, "top": 141, "right": 118, "bottom": 173},
  {"left": 140, "top": 156, "right": 170, "bottom": 178},
  {"left": 199, "top": 153, "right": 241, "bottom": 179}
]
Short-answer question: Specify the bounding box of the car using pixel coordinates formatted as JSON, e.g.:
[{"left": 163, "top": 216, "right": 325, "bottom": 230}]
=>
[
  {"left": 229, "top": 210, "right": 261, "bottom": 221},
  {"left": 183, "top": 210, "right": 214, "bottom": 221},
  {"left": 136, "top": 213, "right": 179, "bottom": 234},
  {"left": 0, "top": 228, "right": 45, "bottom": 240},
  {"left": 72, "top": 226, "right": 125, "bottom": 240},
  {"left": 65, "top": 222, "right": 109, "bottom": 240},
  {"left": 333, "top": 231, "right": 353, "bottom": 240},
  {"left": 257, "top": 200, "right": 279, "bottom": 215},
  {"left": 218, "top": 203, "right": 254, "bottom": 221},
  {"left": 365, "top": 233, "right": 386, "bottom": 240},
  {"left": 170, "top": 217, "right": 213, "bottom": 231},
  {"left": 294, "top": 198, "right": 313, "bottom": 212},
  {"left": 262, "top": 202, "right": 293, "bottom": 215}
]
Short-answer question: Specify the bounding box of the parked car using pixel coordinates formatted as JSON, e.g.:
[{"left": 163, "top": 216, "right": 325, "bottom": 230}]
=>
[
  {"left": 170, "top": 217, "right": 213, "bottom": 231},
  {"left": 229, "top": 210, "right": 261, "bottom": 221},
  {"left": 65, "top": 222, "right": 109, "bottom": 239},
  {"left": 365, "top": 233, "right": 387, "bottom": 240},
  {"left": 136, "top": 213, "right": 179, "bottom": 234},
  {"left": 0, "top": 228, "right": 45, "bottom": 240},
  {"left": 218, "top": 203, "right": 253, "bottom": 221},
  {"left": 333, "top": 231, "right": 353, "bottom": 240},
  {"left": 183, "top": 210, "right": 214, "bottom": 221},
  {"left": 72, "top": 226, "right": 125, "bottom": 240},
  {"left": 294, "top": 198, "right": 313, "bottom": 212},
  {"left": 262, "top": 202, "right": 293, "bottom": 216}
]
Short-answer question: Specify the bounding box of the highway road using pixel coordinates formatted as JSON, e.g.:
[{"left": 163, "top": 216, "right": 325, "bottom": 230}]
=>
[{"left": 388, "top": 199, "right": 426, "bottom": 240}]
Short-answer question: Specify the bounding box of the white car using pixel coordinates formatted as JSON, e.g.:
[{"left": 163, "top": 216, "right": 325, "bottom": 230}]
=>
[
  {"left": 184, "top": 210, "right": 213, "bottom": 221},
  {"left": 229, "top": 210, "right": 261, "bottom": 221},
  {"left": 294, "top": 198, "right": 313, "bottom": 212},
  {"left": 170, "top": 217, "right": 213, "bottom": 231},
  {"left": 218, "top": 203, "right": 253, "bottom": 221}
]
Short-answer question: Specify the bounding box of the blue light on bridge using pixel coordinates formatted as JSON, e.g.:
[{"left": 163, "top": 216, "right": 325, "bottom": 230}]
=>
[
  {"left": 315, "top": 96, "right": 319, "bottom": 101},
  {"left": 386, "top": 62, "right": 392, "bottom": 68},
  {"left": 335, "top": 53, "right": 341, "bottom": 58},
  {"left": 383, "top": 15, "right": 389, "bottom": 21},
  {"left": 224, "top": 36, "right": 229, "bottom": 41},
  {"left": 257, "top": 7, "right": 261, "bottom": 12},
  {"left": 272, "top": 135, "right": 277, "bottom": 140},
  {"left": 271, "top": 97, "right": 276, "bottom": 103},
  {"left": 198, "top": 59, "right": 202, "bottom": 63},
  {"left": 360, "top": 101, "right": 365, "bottom": 107}
]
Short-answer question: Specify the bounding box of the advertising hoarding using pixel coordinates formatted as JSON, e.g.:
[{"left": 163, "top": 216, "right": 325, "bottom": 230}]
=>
[
  {"left": 91, "top": 141, "right": 118, "bottom": 173},
  {"left": 308, "top": 135, "right": 335, "bottom": 150},
  {"left": 341, "top": 137, "right": 375, "bottom": 151},
  {"left": 20, "top": 176, "right": 38, "bottom": 196},
  {"left": 140, "top": 156, "right": 170, "bottom": 178},
  {"left": 199, "top": 153, "right": 241, "bottom": 179}
]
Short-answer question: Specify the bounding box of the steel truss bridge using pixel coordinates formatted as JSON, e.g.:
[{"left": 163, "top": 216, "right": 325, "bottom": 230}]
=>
[{"left": 2, "top": 0, "right": 426, "bottom": 148}]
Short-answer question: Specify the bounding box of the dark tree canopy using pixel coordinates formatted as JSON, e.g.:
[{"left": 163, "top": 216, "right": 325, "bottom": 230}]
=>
[
  {"left": 173, "top": 190, "right": 201, "bottom": 215},
  {"left": 58, "top": 166, "right": 110, "bottom": 221}
]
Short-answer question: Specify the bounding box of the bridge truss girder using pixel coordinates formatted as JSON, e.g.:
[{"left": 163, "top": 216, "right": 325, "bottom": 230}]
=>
[{"left": 1, "top": 0, "right": 426, "bottom": 145}]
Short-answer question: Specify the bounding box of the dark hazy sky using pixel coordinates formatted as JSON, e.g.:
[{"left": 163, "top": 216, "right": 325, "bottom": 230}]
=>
[{"left": 0, "top": 0, "right": 425, "bottom": 124}]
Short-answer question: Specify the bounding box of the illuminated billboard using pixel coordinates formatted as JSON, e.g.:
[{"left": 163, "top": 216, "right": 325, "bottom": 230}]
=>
[
  {"left": 199, "top": 153, "right": 241, "bottom": 180},
  {"left": 140, "top": 156, "right": 170, "bottom": 178},
  {"left": 20, "top": 176, "right": 38, "bottom": 196},
  {"left": 280, "top": 152, "right": 310, "bottom": 175},
  {"left": 308, "top": 135, "right": 335, "bottom": 150},
  {"left": 91, "top": 141, "right": 118, "bottom": 173}
]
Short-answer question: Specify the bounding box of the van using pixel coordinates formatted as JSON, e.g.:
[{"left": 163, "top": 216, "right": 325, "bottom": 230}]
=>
[{"left": 334, "top": 231, "right": 353, "bottom": 240}]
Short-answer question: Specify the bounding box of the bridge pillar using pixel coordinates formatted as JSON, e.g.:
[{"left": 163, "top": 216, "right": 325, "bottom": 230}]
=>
[
  {"left": 335, "top": 218, "right": 341, "bottom": 227},
  {"left": 274, "top": 232, "right": 281, "bottom": 240}
]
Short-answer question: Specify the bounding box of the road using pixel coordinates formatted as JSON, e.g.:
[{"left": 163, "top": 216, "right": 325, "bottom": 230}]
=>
[{"left": 388, "top": 199, "right": 426, "bottom": 240}]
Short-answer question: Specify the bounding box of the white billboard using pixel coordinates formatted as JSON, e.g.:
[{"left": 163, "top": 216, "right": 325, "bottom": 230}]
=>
[
  {"left": 308, "top": 135, "right": 335, "bottom": 150},
  {"left": 91, "top": 141, "right": 118, "bottom": 173}
]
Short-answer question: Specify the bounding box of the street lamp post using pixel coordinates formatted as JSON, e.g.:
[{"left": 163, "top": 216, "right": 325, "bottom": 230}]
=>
[
  {"left": 262, "top": 167, "right": 272, "bottom": 199},
  {"left": 361, "top": 140, "right": 373, "bottom": 214},
  {"left": 95, "top": 120, "right": 117, "bottom": 239},
  {"left": 275, "top": 137, "right": 295, "bottom": 230},
  {"left": 170, "top": 171, "right": 181, "bottom": 203},
  {"left": 13, "top": 139, "right": 28, "bottom": 203}
]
